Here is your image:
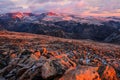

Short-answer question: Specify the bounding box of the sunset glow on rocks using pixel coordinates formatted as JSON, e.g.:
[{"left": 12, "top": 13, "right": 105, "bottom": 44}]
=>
[{"left": 0, "top": 0, "right": 120, "bottom": 80}]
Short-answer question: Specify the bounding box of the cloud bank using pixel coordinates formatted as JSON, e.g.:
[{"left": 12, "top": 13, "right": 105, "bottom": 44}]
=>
[{"left": 0, "top": 0, "right": 120, "bottom": 16}]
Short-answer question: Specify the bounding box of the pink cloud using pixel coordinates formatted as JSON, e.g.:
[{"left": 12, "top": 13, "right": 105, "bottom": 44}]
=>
[
  {"left": 0, "top": 0, "right": 120, "bottom": 17},
  {"left": 76, "top": 0, "right": 85, "bottom": 7}
]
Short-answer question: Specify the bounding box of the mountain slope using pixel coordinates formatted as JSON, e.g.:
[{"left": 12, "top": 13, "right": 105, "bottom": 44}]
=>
[
  {"left": 0, "top": 31, "right": 120, "bottom": 80},
  {"left": 104, "top": 30, "right": 120, "bottom": 44}
]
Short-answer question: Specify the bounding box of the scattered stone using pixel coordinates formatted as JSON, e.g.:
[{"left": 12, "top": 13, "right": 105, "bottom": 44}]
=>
[{"left": 0, "top": 48, "right": 119, "bottom": 80}]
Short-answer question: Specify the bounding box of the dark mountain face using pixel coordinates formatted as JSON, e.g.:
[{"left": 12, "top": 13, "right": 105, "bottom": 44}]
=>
[
  {"left": 104, "top": 30, "right": 120, "bottom": 44},
  {"left": 0, "top": 25, "right": 5, "bottom": 31},
  {"left": 0, "top": 12, "right": 120, "bottom": 43}
]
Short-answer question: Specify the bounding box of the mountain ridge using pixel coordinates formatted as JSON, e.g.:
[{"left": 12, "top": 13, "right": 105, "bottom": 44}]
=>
[{"left": 0, "top": 12, "right": 120, "bottom": 44}]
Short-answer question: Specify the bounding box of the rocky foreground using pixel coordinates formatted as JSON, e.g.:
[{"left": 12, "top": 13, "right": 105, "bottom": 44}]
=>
[{"left": 0, "top": 31, "right": 120, "bottom": 80}]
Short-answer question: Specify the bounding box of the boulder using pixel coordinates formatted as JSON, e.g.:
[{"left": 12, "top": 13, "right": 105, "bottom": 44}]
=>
[
  {"left": 59, "top": 65, "right": 118, "bottom": 80},
  {"left": 98, "top": 65, "right": 118, "bottom": 80},
  {"left": 59, "top": 66, "right": 101, "bottom": 80}
]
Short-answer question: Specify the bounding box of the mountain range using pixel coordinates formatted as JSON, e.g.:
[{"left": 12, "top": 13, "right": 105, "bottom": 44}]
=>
[{"left": 0, "top": 12, "right": 120, "bottom": 44}]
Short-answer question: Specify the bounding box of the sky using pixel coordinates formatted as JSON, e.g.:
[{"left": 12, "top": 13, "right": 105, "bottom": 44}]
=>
[{"left": 0, "top": 0, "right": 120, "bottom": 16}]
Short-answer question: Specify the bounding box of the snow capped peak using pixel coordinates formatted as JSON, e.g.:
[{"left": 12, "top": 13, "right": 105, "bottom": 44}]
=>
[
  {"left": 1, "top": 12, "right": 120, "bottom": 25},
  {"left": 11, "top": 12, "right": 24, "bottom": 19},
  {"left": 47, "top": 12, "right": 58, "bottom": 16},
  {"left": 41, "top": 12, "right": 74, "bottom": 21}
]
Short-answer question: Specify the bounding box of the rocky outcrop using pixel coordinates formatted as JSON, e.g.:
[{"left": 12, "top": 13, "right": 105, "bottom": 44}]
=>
[
  {"left": 0, "top": 48, "right": 119, "bottom": 80},
  {"left": 59, "top": 66, "right": 101, "bottom": 80},
  {"left": 60, "top": 65, "right": 118, "bottom": 80},
  {"left": 0, "top": 31, "right": 120, "bottom": 80}
]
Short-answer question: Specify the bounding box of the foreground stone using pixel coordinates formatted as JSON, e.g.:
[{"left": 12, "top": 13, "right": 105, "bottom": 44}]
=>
[
  {"left": 0, "top": 48, "right": 119, "bottom": 80},
  {"left": 59, "top": 65, "right": 118, "bottom": 80}
]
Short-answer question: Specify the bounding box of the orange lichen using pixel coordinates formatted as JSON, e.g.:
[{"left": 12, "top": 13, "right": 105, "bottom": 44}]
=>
[
  {"left": 30, "top": 54, "right": 39, "bottom": 61},
  {"left": 34, "top": 51, "right": 41, "bottom": 58},
  {"left": 55, "top": 54, "right": 67, "bottom": 59},
  {"left": 10, "top": 53, "right": 17, "bottom": 58}
]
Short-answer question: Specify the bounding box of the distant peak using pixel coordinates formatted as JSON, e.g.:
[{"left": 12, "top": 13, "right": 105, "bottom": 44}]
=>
[
  {"left": 47, "top": 12, "right": 58, "bottom": 16},
  {"left": 11, "top": 12, "right": 24, "bottom": 19},
  {"left": 9, "top": 12, "right": 32, "bottom": 19}
]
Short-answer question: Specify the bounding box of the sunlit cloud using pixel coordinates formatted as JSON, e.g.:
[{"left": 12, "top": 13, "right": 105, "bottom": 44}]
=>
[{"left": 0, "top": 0, "right": 120, "bottom": 16}]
